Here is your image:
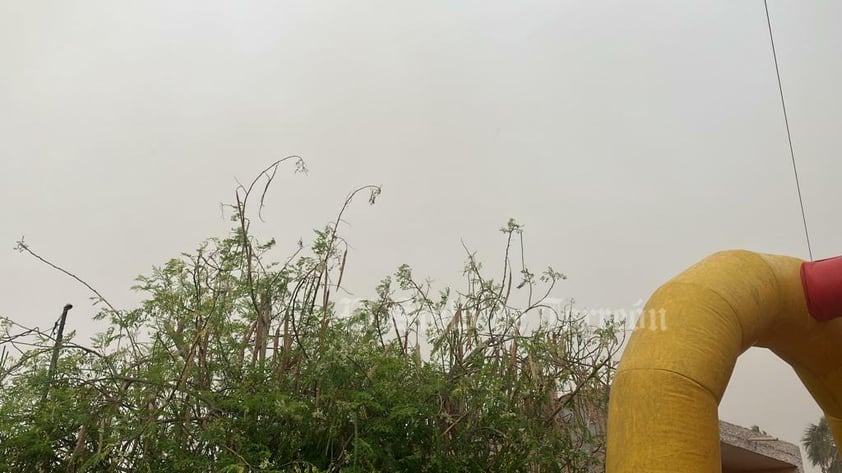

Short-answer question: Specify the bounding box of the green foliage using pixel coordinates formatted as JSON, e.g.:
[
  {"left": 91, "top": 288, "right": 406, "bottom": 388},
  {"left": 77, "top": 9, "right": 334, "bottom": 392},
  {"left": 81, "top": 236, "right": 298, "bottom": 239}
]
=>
[
  {"left": 1, "top": 161, "right": 621, "bottom": 472},
  {"left": 802, "top": 416, "right": 842, "bottom": 473}
]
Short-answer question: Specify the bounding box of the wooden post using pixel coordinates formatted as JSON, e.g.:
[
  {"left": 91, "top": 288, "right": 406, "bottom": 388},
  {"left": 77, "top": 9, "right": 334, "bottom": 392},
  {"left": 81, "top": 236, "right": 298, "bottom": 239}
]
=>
[{"left": 42, "top": 303, "right": 72, "bottom": 402}]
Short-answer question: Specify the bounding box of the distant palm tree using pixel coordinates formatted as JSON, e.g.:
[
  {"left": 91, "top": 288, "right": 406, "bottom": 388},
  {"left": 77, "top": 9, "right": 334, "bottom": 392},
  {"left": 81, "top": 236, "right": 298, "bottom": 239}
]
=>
[{"left": 802, "top": 416, "right": 842, "bottom": 473}]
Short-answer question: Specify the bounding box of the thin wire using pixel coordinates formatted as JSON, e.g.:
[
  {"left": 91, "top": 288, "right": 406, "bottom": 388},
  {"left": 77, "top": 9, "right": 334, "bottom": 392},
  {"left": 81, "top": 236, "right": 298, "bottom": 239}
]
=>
[{"left": 763, "top": 0, "right": 813, "bottom": 261}]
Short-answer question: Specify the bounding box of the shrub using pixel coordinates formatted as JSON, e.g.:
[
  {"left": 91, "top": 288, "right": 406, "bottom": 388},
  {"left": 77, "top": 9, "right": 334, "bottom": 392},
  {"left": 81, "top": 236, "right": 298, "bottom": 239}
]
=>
[{"left": 1, "top": 160, "right": 621, "bottom": 472}]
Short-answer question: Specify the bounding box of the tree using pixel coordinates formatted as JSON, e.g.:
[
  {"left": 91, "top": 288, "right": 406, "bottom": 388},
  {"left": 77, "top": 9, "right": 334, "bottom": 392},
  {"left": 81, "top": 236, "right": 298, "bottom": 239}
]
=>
[
  {"left": 0, "top": 161, "right": 622, "bottom": 472},
  {"left": 802, "top": 416, "right": 842, "bottom": 473}
]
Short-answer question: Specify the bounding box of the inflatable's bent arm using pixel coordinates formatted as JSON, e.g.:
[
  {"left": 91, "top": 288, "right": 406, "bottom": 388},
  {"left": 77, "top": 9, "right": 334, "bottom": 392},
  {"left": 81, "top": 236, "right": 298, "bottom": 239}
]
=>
[{"left": 607, "top": 250, "right": 842, "bottom": 472}]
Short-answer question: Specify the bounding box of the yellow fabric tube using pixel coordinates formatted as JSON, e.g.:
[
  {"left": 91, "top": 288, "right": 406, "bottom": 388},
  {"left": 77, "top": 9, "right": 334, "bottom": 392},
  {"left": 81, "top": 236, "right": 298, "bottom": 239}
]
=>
[{"left": 607, "top": 250, "right": 842, "bottom": 472}]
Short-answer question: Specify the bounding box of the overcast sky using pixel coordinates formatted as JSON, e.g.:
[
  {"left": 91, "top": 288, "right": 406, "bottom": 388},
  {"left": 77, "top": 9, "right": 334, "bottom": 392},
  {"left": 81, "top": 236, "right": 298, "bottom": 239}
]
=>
[{"left": 3, "top": 1, "right": 841, "bottom": 470}]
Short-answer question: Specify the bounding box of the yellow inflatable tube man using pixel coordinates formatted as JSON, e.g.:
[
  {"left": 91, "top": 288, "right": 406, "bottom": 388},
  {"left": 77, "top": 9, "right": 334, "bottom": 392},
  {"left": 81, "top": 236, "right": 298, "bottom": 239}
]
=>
[{"left": 607, "top": 250, "right": 842, "bottom": 472}]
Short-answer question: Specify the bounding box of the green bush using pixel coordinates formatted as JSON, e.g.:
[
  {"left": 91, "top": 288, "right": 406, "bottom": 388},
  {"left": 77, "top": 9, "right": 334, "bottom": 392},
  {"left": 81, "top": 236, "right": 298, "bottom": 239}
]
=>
[{"left": 1, "top": 160, "right": 621, "bottom": 472}]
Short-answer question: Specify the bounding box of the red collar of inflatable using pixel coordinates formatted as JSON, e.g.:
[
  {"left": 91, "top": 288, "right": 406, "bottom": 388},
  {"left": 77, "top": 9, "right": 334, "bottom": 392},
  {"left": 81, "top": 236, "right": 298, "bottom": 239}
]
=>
[{"left": 801, "top": 256, "right": 842, "bottom": 321}]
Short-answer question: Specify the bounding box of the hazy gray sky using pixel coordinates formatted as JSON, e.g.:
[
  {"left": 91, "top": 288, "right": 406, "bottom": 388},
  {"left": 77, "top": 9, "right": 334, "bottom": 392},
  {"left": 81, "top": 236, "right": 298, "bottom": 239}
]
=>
[{"left": 3, "top": 1, "right": 841, "bottom": 470}]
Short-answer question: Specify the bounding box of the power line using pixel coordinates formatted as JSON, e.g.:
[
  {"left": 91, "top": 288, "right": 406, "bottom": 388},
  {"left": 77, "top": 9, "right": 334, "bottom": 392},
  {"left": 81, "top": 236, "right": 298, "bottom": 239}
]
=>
[{"left": 763, "top": 0, "right": 813, "bottom": 261}]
